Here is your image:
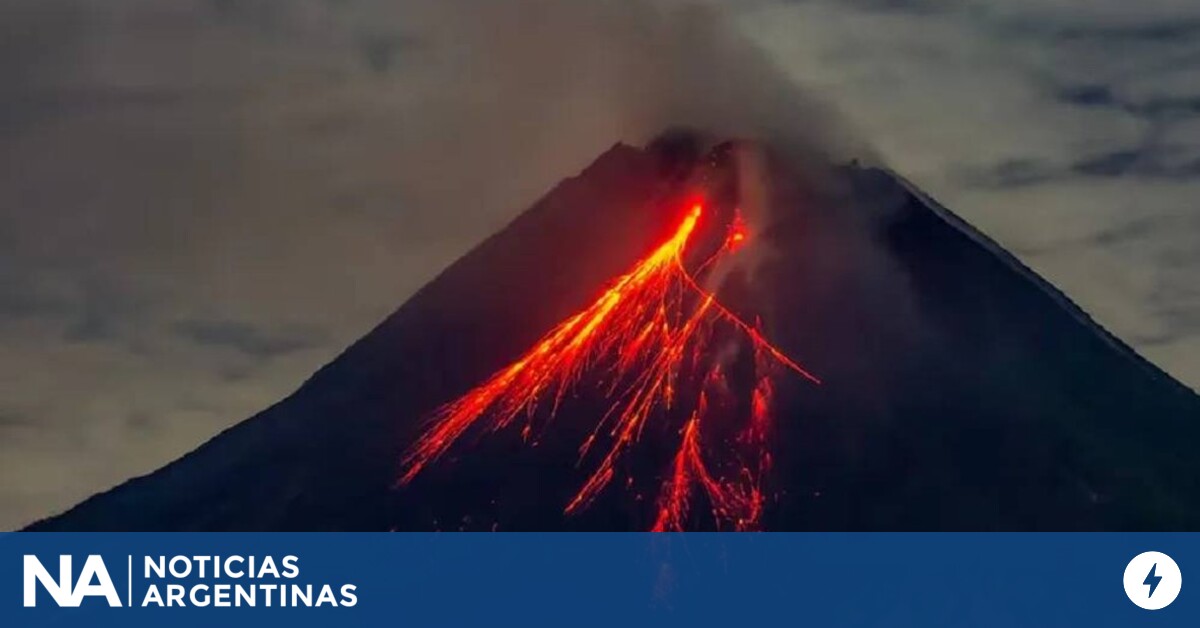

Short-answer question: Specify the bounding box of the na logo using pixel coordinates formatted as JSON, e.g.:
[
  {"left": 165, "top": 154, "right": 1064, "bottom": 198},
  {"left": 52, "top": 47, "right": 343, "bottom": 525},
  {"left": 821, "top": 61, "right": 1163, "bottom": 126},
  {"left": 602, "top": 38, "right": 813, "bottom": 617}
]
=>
[{"left": 23, "top": 555, "right": 122, "bottom": 607}]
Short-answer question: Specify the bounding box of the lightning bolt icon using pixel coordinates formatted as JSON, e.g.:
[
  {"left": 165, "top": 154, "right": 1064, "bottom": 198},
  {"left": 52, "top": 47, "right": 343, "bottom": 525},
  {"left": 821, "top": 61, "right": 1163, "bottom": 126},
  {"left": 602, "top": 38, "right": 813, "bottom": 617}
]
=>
[{"left": 1144, "top": 563, "right": 1162, "bottom": 598}]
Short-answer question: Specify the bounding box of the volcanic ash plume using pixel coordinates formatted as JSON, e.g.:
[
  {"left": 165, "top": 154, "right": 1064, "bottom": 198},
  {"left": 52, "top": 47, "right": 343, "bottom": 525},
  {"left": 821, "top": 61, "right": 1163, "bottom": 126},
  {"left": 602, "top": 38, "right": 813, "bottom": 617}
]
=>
[{"left": 397, "top": 0, "right": 872, "bottom": 204}]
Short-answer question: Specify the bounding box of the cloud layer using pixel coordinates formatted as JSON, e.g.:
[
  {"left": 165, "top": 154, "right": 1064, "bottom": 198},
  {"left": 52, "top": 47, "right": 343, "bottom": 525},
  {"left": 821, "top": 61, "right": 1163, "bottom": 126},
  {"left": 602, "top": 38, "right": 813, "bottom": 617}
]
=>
[{"left": 1, "top": 0, "right": 1197, "bottom": 528}]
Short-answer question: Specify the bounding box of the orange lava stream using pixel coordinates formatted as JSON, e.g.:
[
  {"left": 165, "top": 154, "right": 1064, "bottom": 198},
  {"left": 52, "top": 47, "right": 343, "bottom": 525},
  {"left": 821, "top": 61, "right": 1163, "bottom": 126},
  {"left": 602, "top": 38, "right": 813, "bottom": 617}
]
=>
[
  {"left": 398, "top": 203, "right": 817, "bottom": 530},
  {"left": 650, "top": 349, "right": 776, "bottom": 532}
]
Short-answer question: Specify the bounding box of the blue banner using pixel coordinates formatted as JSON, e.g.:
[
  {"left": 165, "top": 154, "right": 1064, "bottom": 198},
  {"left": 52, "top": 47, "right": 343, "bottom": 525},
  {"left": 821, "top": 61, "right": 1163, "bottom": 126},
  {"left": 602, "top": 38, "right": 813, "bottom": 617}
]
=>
[{"left": 2, "top": 533, "right": 1194, "bottom": 626}]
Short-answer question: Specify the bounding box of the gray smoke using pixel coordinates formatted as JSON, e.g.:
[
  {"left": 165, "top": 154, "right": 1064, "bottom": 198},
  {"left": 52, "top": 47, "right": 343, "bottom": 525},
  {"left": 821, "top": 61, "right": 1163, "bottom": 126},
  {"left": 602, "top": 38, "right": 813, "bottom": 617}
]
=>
[{"left": 400, "top": 0, "right": 870, "bottom": 160}]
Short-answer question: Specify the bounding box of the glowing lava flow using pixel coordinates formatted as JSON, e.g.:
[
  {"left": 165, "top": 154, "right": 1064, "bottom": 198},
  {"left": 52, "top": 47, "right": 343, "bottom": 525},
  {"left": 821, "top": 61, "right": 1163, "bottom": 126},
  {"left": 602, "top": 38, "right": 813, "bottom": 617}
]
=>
[{"left": 398, "top": 203, "right": 818, "bottom": 530}]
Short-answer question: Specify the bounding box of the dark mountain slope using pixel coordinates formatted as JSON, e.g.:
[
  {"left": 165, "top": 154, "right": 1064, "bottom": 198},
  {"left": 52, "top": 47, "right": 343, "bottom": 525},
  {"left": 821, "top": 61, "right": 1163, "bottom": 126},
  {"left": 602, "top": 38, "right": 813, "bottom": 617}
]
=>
[{"left": 28, "top": 138, "right": 1200, "bottom": 531}]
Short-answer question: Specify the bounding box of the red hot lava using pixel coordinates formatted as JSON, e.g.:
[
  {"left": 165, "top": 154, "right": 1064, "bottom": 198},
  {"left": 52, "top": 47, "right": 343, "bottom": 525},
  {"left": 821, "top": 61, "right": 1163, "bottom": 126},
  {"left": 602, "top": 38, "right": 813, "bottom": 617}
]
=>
[{"left": 398, "top": 202, "right": 818, "bottom": 530}]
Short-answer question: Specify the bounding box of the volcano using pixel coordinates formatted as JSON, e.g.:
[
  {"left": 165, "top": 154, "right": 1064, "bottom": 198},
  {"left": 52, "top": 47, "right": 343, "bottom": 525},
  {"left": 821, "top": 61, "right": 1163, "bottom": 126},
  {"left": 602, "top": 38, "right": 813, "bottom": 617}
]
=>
[{"left": 28, "top": 135, "right": 1200, "bottom": 531}]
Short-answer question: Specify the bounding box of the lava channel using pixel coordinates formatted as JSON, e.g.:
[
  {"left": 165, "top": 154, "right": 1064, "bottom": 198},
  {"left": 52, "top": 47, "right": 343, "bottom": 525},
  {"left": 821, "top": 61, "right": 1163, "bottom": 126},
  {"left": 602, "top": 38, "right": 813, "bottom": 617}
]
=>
[{"left": 397, "top": 202, "right": 819, "bottom": 530}]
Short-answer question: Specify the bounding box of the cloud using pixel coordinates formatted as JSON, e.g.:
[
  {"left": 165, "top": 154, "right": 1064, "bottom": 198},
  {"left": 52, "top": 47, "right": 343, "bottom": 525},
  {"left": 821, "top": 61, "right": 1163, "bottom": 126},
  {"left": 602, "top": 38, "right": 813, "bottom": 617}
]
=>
[
  {"left": 956, "top": 158, "right": 1063, "bottom": 189},
  {"left": 173, "top": 318, "right": 327, "bottom": 359},
  {"left": 0, "top": 0, "right": 1198, "bottom": 529}
]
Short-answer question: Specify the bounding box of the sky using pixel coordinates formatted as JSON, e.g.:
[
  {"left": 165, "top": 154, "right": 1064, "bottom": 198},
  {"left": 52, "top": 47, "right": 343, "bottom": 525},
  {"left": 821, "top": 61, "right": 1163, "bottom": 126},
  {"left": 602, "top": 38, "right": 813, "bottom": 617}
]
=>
[{"left": 1, "top": 0, "right": 1198, "bottom": 529}]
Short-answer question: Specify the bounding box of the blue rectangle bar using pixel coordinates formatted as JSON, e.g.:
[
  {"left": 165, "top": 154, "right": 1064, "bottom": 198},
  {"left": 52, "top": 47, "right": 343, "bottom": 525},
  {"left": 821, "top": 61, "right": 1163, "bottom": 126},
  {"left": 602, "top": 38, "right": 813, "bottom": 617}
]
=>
[{"left": 2, "top": 533, "right": 1195, "bottom": 626}]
